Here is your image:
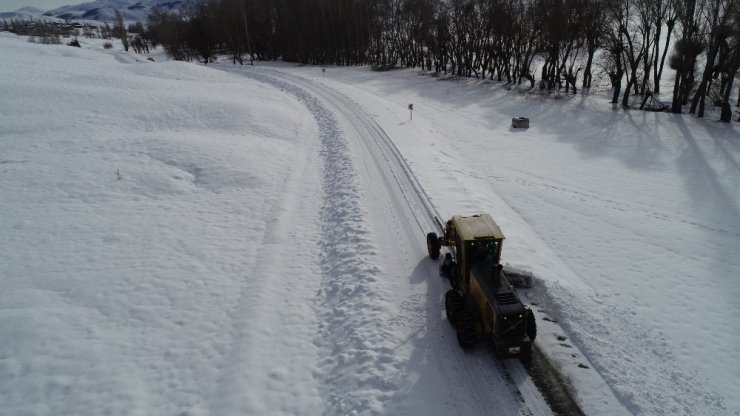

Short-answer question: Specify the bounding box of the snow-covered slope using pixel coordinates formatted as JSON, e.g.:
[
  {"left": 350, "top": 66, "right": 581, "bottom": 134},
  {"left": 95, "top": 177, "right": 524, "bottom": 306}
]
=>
[
  {"left": 0, "top": 6, "right": 47, "bottom": 20},
  {"left": 1, "top": 32, "right": 739, "bottom": 416},
  {"left": 5, "top": 0, "right": 189, "bottom": 22},
  {"left": 0, "top": 33, "right": 320, "bottom": 415},
  {"left": 50, "top": 0, "right": 185, "bottom": 22}
]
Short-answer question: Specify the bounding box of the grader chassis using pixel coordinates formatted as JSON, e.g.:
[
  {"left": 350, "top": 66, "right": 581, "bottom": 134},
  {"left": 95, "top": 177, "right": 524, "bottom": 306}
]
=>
[{"left": 427, "top": 214, "right": 536, "bottom": 361}]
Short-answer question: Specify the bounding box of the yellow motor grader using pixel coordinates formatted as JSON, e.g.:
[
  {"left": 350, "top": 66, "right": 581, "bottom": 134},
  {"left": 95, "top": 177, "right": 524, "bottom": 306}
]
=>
[{"left": 427, "top": 214, "right": 536, "bottom": 360}]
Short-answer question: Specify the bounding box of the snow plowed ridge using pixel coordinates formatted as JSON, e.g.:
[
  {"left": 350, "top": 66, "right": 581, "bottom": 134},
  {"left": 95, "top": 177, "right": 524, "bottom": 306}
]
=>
[
  {"left": 234, "top": 69, "right": 400, "bottom": 413},
  {"left": 304, "top": 84, "right": 394, "bottom": 413}
]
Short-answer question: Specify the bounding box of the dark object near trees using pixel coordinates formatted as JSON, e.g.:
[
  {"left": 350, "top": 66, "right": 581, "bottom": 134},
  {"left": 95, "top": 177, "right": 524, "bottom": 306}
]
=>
[
  {"left": 68, "top": 39, "right": 80, "bottom": 47},
  {"left": 371, "top": 65, "right": 398, "bottom": 72},
  {"left": 103, "top": 41, "right": 113, "bottom": 49},
  {"left": 512, "top": 117, "right": 530, "bottom": 128},
  {"left": 640, "top": 93, "right": 669, "bottom": 112}
]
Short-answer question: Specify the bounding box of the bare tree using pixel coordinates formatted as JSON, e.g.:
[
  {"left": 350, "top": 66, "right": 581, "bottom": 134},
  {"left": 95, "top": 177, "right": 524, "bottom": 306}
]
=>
[
  {"left": 650, "top": 0, "right": 678, "bottom": 93},
  {"left": 581, "top": 0, "right": 606, "bottom": 89},
  {"left": 671, "top": 0, "right": 706, "bottom": 113},
  {"left": 603, "top": 22, "right": 626, "bottom": 103},
  {"left": 690, "top": 0, "right": 738, "bottom": 117},
  {"left": 718, "top": 1, "right": 740, "bottom": 120},
  {"left": 114, "top": 9, "right": 129, "bottom": 51}
]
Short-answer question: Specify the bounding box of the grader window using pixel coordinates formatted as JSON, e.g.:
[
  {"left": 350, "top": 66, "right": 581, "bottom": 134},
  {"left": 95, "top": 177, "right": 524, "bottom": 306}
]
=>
[{"left": 468, "top": 239, "right": 500, "bottom": 264}]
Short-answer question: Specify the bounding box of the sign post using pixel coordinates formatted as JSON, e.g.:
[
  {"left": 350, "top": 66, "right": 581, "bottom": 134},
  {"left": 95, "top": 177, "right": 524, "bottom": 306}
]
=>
[{"left": 408, "top": 103, "right": 413, "bottom": 120}]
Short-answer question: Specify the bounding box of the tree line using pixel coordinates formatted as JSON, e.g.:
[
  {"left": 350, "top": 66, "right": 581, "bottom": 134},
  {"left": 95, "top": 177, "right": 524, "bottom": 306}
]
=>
[{"left": 145, "top": 0, "right": 740, "bottom": 120}]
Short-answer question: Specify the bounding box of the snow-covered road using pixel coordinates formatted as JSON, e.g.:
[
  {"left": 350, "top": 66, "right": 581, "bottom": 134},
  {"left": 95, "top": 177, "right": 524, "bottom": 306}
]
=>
[{"left": 218, "top": 66, "right": 556, "bottom": 415}]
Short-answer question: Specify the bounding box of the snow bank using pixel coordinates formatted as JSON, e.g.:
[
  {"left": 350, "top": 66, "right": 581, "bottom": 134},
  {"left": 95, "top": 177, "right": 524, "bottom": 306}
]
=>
[{"left": 0, "top": 34, "right": 320, "bottom": 415}]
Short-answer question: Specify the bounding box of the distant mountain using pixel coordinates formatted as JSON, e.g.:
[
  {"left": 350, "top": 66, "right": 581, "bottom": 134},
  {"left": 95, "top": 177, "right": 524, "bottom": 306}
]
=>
[
  {"left": 2, "top": 0, "right": 189, "bottom": 23},
  {"left": 0, "top": 6, "right": 46, "bottom": 20}
]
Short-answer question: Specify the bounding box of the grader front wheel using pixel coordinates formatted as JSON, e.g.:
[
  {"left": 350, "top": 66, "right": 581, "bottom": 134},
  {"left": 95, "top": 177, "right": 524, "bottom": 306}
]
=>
[{"left": 427, "top": 232, "right": 441, "bottom": 259}]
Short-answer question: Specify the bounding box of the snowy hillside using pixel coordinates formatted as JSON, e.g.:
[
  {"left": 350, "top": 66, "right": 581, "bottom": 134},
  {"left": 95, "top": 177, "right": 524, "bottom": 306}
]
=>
[
  {"left": 1, "top": 0, "right": 187, "bottom": 22},
  {"left": 46, "top": 0, "right": 187, "bottom": 21},
  {"left": 1, "top": 33, "right": 739, "bottom": 416},
  {"left": 0, "top": 6, "right": 46, "bottom": 20}
]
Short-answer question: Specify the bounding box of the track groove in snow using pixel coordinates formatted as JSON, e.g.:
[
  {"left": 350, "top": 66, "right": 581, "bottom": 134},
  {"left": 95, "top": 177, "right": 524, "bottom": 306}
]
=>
[
  {"left": 203, "top": 107, "right": 325, "bottom": 414},
  {"left": 229, "top": 69, "right": 405, "bottom": 413}
]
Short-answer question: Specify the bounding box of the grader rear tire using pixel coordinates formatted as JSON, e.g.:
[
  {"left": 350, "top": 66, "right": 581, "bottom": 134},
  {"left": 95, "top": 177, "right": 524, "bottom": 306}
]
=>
[
  {"left": 456, "top": 309, "right": 477, "bottom": 349},
  {"left": 445, "top": 290, "right": 463, "bottom": 327},
  {"left": 525, "top": 308, "right": 537, "bottom": 341},
  {"left": 520, "top": 344, "right": 533, "bottom": 366}
]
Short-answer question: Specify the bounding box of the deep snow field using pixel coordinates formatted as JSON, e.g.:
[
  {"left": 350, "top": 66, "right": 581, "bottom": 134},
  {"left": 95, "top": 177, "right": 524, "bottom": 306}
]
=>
[{"left": 1, "top": 32, "right": 739, "bottom": 416}]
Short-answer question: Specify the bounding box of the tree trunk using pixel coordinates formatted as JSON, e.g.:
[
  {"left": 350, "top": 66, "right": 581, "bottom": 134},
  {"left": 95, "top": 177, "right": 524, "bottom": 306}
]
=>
[
  {"left": 671, "top": 71, "right": 683, "bottom": 113},
  {"left": 622, "top": 75, "right": 635, "bottom": 108},
  {"left": 583, "top": 46, "right": 595, "bottom": 89},
  {"left": 611, "top": 70, "right": 623, "bottom": 104},
  {"left": 690, "top": 2, "right": 722, "bottom": 116},
  {"left": 697, "top": 80, "right": 707, "bottom": 117},
  {"left": 641, "top": 26, "right": 652, "bottom": 94},
  {"left": 652, "top": 22, "right": 662, "bottom": 93},
  {"left": 720, "top": 66, "right": 737, "bottom": 122},
  {"left": 654, "top": 21, "right": 674, "bottom": 94}
]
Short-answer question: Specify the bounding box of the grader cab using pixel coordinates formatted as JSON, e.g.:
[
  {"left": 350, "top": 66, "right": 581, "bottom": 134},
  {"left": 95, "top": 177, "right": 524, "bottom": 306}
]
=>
[{"left": 427, "top": 214, "right": 536, "bottom": 360}]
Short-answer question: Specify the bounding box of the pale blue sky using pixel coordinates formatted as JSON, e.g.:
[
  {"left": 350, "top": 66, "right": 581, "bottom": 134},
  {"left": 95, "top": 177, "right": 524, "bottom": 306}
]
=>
[{"left": 1, "top": 0, "right": 78, "bottom": 13}]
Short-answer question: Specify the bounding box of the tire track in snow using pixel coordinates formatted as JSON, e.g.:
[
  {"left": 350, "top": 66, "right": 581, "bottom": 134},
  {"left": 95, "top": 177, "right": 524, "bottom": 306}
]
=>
[
  {"left": 240, "top": 69, "right": 403, "bottom": 414},
  {"left": 192, "top": 67, "right": 325, "bottom": 415}
]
